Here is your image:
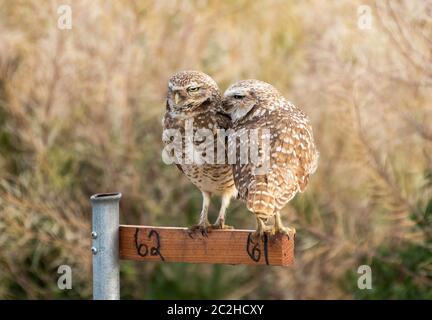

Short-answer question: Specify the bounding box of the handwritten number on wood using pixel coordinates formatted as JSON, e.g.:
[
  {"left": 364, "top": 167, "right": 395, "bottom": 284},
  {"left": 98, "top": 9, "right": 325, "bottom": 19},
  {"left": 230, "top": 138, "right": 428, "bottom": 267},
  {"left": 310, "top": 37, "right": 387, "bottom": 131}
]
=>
[
  {"left": 134, "top": 228, "right": 165, "bottom": 261},
  {"left": 246, "top": 233, "right": 269, "bottom": 265},
  {"left": 148, "top": 229, "right": 164, "bottom": 259},
  {"left": 246, "top": 234, "right": 261, "bottom": 262},
  {"left": 134, "top": 228, "right": 272, "bottom": 264}
]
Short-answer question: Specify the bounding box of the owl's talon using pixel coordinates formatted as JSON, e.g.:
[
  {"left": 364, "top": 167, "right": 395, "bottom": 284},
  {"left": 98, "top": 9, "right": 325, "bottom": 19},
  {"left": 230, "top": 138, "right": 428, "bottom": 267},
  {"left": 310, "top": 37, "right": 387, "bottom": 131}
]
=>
[
  {"left": 252, "top": 217, "right": 273, "bottom": 241},
  {"left": 221, "top": 224, "right": 234, "bottom": 230},
  {"left": 187, "top": 223, "right": 212, "bottom": 238},
  {"left": 211, "top": 220, "right": 234, "bottom": 230},
  {"left": 273, "top": 212, "right": 296, "bottom": 239},
  {"left": 273, "top": 226, "right": 296, "bottom": 239}
]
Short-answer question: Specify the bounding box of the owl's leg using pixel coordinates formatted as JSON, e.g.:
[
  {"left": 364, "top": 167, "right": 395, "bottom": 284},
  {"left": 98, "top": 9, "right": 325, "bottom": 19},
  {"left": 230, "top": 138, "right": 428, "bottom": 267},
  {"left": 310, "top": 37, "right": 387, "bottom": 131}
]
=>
[
  {"left": 252, "top": 215, "right": 273, "bottom": 240},
  {"left": 188, "top": 191, "right": 212, "bottom": 237},
  {"left": 273, "top": 212, "right": 296, "bottom": 239},
  {"left": 212, "top": 193, "right": 234, "bottom": 230}
]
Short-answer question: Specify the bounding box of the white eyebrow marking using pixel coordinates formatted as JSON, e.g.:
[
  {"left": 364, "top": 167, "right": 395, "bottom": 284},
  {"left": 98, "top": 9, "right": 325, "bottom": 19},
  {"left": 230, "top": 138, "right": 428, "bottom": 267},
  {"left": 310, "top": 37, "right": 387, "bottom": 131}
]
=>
[
  {"left": 169, "top": 81, "right": 201, "bottom": 90},
  {"left": 224, "top": 87, "right": 249, "bottom": 97},
  {"left": 188, "top": 82, "right": 199, "bottom": 87}
]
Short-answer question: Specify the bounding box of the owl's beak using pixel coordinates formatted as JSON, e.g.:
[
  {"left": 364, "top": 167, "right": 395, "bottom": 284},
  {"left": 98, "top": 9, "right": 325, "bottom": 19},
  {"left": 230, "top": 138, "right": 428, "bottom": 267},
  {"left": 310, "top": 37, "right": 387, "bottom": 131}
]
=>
[{"left": 174, "top": 93, "right": 181, "bottom": 105}]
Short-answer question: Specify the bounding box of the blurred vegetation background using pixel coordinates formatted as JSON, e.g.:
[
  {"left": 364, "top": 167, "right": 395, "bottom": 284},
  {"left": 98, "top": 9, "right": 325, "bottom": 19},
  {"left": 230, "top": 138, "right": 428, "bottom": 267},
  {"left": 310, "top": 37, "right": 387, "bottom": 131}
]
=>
[{"left": 0, "top": 0, "right": 431, "bottom": 299}]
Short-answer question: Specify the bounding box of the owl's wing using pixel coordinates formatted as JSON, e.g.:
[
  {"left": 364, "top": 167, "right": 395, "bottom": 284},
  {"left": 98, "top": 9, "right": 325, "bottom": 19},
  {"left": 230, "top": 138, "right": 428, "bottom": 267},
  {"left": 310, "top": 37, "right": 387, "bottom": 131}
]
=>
[
  {"left": 231, "top": 122, "right": 278, "bottom": 217},
  {"left": 246, "top": 107, "right": 317, "bottom": 214},
  {"left": 273, "top": 107, "right": 318, "bottom": 195},
  {"left": 253, "top": 117, "right": 299, "bottom": 214},
  {"left": 271, "top": 115, "right": 300, "bottom": 197}
]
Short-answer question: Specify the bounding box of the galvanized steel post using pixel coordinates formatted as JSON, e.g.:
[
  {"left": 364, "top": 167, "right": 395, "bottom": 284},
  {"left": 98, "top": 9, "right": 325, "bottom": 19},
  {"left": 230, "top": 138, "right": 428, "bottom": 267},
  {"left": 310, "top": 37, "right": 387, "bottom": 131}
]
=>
[{"left": 91, "top": 192, "right": 121, "bottom": 300}]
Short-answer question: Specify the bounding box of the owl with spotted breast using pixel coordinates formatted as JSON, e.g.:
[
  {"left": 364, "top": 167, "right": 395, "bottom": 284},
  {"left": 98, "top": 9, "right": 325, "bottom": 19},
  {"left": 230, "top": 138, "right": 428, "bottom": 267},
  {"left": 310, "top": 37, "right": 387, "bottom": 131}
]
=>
[
  {"left": 162, "top": 70, "right": 237, "bottom": 235},
  {"left": 223, "top": 79, "right": 319, "bottom": 238}
]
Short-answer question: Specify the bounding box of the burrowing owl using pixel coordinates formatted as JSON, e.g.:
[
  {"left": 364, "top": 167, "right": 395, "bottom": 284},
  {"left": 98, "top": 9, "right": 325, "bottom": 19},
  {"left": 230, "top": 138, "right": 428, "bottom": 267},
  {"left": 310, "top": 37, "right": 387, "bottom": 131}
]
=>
[
  {"left": 162, "top": 71, "right": 237, "bottom": 234},
  {"left": 223, "top": 79, "right": 319, "bottom": 238}
]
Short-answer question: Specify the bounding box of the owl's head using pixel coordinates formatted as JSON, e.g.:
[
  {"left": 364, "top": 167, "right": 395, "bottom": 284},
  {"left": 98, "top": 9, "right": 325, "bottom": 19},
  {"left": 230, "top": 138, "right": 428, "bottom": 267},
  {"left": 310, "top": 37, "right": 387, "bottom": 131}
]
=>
[
  {"left": 222, "top": 79, "right": 282, "bottom": 122},
  {"left": 166, "top": 70, "right": 221, "bottom": 114}
]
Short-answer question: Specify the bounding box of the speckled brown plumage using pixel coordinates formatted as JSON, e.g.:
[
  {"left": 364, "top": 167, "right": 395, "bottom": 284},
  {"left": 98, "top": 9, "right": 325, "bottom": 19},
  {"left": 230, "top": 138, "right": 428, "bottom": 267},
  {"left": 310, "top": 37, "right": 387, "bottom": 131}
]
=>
[
  {"left": 162, "top": 71, "right": 237, "bottom": 233},
  {"left": 223, "top": 79, "right": 319, "bottom": 237}
]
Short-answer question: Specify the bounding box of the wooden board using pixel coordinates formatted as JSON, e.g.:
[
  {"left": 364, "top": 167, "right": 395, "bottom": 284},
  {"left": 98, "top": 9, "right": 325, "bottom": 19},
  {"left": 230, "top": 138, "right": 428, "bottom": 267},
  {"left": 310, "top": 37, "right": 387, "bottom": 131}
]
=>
[{"left": 119, "top": 225, "right": 294, "bottom": 266}]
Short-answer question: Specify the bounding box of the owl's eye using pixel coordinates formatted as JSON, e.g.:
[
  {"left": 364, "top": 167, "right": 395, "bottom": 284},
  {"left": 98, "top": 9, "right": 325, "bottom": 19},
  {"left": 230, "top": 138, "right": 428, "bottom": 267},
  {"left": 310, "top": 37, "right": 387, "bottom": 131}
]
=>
[
  {"left": 233, "top": 94, "right": 245, "bottom": 100},
  {"left": 187, "top": 86, "right": 200, "bottom": 92}
]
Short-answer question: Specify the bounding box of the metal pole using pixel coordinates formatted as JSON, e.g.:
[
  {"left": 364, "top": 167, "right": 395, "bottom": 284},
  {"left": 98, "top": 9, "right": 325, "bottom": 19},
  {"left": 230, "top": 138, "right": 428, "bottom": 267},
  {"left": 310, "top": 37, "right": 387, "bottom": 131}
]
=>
[{"left": 91, "top": 192, "right": 121, "bottom": 300}]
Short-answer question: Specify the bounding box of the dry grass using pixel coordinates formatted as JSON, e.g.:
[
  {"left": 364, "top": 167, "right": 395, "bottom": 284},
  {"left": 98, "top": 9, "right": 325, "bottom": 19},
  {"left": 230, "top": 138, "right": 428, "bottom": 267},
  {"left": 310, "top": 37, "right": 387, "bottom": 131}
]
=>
[{"left": 0, "top": 0, "right": 431, "bottom": 299}]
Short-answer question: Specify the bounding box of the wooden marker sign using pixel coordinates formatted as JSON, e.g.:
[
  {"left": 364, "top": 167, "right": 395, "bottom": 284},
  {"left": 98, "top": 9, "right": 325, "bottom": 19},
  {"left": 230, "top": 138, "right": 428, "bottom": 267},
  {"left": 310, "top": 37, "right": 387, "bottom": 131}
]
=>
[{"left": 119, "top": 225, "right": 294, "bottom": 266}]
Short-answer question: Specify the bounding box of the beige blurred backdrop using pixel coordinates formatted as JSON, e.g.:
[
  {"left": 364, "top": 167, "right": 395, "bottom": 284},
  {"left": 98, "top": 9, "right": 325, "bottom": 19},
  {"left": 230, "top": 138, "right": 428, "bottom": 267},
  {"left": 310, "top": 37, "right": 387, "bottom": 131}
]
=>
[{"left": 0, "top": 0, "right": 431, "bottom": 299}]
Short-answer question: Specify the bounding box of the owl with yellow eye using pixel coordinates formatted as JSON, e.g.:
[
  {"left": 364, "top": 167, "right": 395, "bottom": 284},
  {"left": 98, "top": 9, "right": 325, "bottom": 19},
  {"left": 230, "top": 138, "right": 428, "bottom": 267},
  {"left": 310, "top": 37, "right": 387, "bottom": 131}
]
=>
[{"left": 162, "top": 70, "right": 237, "bottom": 235}]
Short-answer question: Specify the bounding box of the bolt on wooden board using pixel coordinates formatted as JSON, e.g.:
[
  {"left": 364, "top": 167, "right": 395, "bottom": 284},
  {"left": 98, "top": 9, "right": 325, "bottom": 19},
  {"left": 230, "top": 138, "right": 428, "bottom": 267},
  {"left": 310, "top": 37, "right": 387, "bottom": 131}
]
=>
[{"left": 119, "top": 225, "right": 294, "bottom": 266}]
